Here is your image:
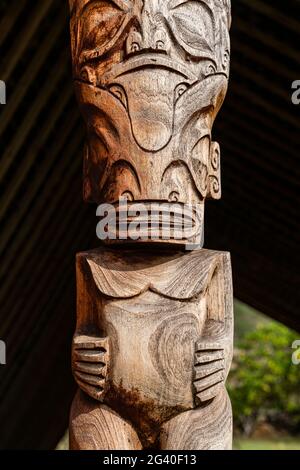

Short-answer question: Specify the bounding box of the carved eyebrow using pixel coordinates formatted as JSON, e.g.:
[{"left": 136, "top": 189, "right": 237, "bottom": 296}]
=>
[
  {"left": 168, "top": 0, "right": 190, "bottom": 9},
  {"left": 110, "top": 0, "right": 131, "bottom": 10},
  {"left": 81, "top": 0, "right": 130, "bottom": 14},
  {"left": 168, "top": 0, "right": 204, "bottom": 9}
]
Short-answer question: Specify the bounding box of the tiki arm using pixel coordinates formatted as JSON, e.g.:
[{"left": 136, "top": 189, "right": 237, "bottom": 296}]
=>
[
  {"left": 72, "top": 334, "right": 109, "bottom": 402},
  {"left": 72, "top": 254, "right": 110, "bottom": 401},
  {"left": 193, "top": 253, "right": 233, "bottom": 405}
]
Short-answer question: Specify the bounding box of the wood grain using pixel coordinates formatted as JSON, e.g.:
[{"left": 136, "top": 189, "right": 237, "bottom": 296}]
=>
[
  {"left": 70, "top": 391, "right": 142, "bottom": 450},
  {"left": 70, "top": 247, "right": 233, "bottom": 449},
  {"left": 1, "top": 0, "right": 300, "bottom": 452},
  {"left": 68, "top": 0, "right": 233, "bottom": 451},
  {"left": 69, "top": 0, "right": 231, "bottom": 245},
  {"left": 160, "top": 387, "right": 232, "bottom": 450}
]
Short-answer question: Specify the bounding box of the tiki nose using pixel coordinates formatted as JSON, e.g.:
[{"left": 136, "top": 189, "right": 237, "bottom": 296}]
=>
[
  {"left": 126, "top": 25, "right": 169, "bottom": 56},
  {"left": 126, "top": 3, "right": 170, "bottom": 56}
]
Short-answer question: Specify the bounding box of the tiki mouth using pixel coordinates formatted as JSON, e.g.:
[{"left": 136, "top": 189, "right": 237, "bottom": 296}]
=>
[
  {"left": 99, "top": 200, "right": 203, "bottom": 246},
  {"left": 99, "top": 53, "right": 197, "bottom": 86},
  {"left": 99, "top": 56, "right": 197, "bottom": 152}
]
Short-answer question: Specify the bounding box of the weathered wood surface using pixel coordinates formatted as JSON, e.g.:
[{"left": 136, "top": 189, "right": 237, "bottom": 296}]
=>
[
  {"left": 69, "top": 0, "right": 231, "bottom": 245},
  {"left": 2, "top": 0, "right": 300, "bottom": 452},
  {"left": 70, "top": 248, "right": 233, "bottom": 449},
  {"left": 68, "top": 0, "right": 233, "bottom": 451}
]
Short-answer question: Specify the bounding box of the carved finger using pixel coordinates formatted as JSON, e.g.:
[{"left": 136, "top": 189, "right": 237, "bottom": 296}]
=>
[
  {"left": 73, "top": 349, "right": 107, "bottom": 363},
  {"left": 196, "top": 382, "right": 223, "bottom": 404},
  {"left": 76, "top": 379, "right": 105, "bottom": 402},
  {"left": 195, "top": 350, "right": 224, "bottom": 364},
  {"left": 73, "top": 335, "right": 109, "bottom": 351},
  {"left": 75, "top": 371, "right": 106, "bottom": 388},
  {"left": 195, "top": 341, "right": 223, "bottom": 352},
  {"left": 194, "top": 370, "right": 224, "bottom": 393},
  {"left": 194, "top": 361, "right": 225, "bottom": 380},
  {"left": 74, "top": 361, "right": 106, "bottom": 376}
]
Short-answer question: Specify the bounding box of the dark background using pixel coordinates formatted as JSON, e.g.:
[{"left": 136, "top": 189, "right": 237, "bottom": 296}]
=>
[{"left": 0, "top": 0, "right": 299, "bottom": 449}]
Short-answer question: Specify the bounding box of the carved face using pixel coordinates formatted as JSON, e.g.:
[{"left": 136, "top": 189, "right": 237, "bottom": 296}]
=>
[{"left": 69, "top": 0, "right": 231, "bottom": 241}]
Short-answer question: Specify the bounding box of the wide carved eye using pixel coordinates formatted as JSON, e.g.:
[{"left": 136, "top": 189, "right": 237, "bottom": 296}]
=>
[
  {"left": 169, "top": 1, "right": 215, "bottom": 57},
  {"left": 81, "top": 1, "right": 126, "bottom": 57}
]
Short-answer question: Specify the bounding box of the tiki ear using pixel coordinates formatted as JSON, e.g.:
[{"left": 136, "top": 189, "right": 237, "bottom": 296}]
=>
[
  {"left": 68, "top": 0, "right": 76, "bottom": 13},
  {"left": 225, "top": 0, "right": 232, "bottom": 29},
  {"left": 68, "top": 0, "right": 81, "bottom": 15}
]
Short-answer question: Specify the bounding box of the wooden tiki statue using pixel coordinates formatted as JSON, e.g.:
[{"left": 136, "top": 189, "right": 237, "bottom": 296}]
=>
[{"left": 68, "top": 0, "right": 234, "bottom": 450}]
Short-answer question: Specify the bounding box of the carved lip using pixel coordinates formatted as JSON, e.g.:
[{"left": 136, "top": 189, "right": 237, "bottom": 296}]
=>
[{"left": 99, "top": 53, "right": 197, "bottom": 85}]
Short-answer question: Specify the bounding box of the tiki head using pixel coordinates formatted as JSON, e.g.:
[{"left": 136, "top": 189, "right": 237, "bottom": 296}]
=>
[{"left": 69, "top": 0, "right": 231, "bottom": 244}]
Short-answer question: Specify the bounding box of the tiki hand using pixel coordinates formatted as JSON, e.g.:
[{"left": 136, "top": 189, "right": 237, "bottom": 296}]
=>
[
  {"left": 72, "top": 335, "right": 109, "bottom": 402},
  {"left": 193, "top": 341, "right": 225, "bottom": 405}
]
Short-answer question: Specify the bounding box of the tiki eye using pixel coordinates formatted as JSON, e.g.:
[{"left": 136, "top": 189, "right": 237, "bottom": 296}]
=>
[
  {"left": 169, "top": 1, "right": 215, "bottom": 57},
  {"left": 81, "top": 1, "right": 126, "bottom": 58}
]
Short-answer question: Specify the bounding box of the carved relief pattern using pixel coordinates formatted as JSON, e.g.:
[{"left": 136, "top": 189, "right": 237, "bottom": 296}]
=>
[
  {"left": 70, "top": 248, "right": 233, "bottom": 449},
  {"left": 68, "top": 0, "right": 234, "bottom": 451},
  {"left": 69, "top": 0, "right": 231, "bottom": 222}
]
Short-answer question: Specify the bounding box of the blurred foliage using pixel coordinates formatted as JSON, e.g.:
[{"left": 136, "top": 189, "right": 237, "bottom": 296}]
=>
[
  {"left": 234, "top": 300, "right": 269, "bottom": 341},
  {"left": 234, "top": 438, "right": 300, "bottom": 450},
  {"left": 228, "top": 320, "right": 300, "bottom": 435}
]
